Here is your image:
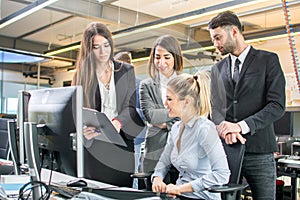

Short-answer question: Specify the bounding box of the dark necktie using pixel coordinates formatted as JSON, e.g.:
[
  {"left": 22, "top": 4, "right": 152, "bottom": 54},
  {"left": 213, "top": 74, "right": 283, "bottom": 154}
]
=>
[{"left": 233, "top": 58, "right": 240, "bottom": 86}]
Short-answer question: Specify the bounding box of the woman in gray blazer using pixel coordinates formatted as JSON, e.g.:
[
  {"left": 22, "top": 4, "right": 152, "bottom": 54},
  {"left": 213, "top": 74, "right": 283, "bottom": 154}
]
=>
[{"left": 140, "top": 35, "right": 183, "bottom": 179}]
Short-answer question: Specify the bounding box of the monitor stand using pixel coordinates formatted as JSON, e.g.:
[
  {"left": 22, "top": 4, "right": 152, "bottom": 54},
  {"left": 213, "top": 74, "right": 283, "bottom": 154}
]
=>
[{"left": 24, "top": 122, "right": 42, "bottom": 199}]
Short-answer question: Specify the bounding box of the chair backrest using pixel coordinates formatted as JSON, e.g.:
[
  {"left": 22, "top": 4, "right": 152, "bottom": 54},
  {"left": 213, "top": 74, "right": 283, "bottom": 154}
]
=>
[
  {"left": 0, "top": 118, "right": 10, "bottom": 159},
  {"left": 222, "top": 139, "right": 245, "bottom": 184}
]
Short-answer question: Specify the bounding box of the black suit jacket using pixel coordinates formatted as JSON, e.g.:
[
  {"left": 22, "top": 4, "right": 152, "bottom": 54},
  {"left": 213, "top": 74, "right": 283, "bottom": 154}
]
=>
[
  {"left": 95, "top": 61, "right": 145, "bottom": 148},
  {"left": 84, "top": 61, "right": 145, "bottom": 187},
  {"left": 211, "top": 46, "right": 286, "bottom": 153}
]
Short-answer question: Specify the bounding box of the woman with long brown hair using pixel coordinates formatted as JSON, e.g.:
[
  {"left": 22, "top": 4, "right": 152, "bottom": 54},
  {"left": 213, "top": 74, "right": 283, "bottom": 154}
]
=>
[{"left": 72, "top": 22, "right": 144, "bottom": 187}]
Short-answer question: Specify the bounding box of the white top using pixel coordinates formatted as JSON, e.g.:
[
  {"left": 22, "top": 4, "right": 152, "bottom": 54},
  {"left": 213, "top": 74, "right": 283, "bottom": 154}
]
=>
[
  {"left": 99, "top": 63, "right": 118, "bottom": 120},
  {"left": 159, "top": 72, "right": 177, "bottom": 105}
]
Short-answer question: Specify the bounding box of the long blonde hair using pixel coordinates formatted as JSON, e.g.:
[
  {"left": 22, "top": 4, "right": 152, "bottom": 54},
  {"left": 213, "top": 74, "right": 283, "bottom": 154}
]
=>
[{"left": 167, "top": 70, "right": 211, "bottom": 117}]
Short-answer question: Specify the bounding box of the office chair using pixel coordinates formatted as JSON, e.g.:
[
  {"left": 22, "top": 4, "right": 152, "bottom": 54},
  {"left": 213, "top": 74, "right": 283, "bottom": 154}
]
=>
[
  {"left": 132, "top": 140, "right": 245, "bottom": 199},
  {"left": 0, "top": 118, "right": 15, "bottom": 175},
  {"left": 0, "top": 118, "right": 10, "bottom": 160},
  {"left": 207, "top": 140, "right": 245, "bottom": 200},
  {"left": 131, "top": 166, "right": 178, "bottom": 191},
  {"left": 130, "top": 171, "right": 152, "bottom": 190}
]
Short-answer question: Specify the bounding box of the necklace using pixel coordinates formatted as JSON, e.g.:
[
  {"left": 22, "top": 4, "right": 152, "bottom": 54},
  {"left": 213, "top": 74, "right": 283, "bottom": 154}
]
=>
[
  {"left": 97, "top": 62, "right": 112, "bottom": 90},
  {"left": 104, "top": 80, "right": 110, "bottom": 90}
]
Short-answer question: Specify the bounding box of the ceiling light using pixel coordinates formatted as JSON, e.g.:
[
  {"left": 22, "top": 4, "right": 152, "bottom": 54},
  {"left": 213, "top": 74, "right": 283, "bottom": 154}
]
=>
[
  {"left": 246, "top": 32, "right": 300, "bottom": 43},
  {"left": 131, "top": 57, "right": 149, "bottom": 63},
  {"left": 0, "top": 0, "right": 59, "bottom": 29},
  {"left": 174, "top": 31, "right": 300, "bottom": 56},
  {"left": 113, "top": 0, "right": 268, "bottom": 39},
  {"left": 44, "top": 42, "right": 81, "bottom": 56}
]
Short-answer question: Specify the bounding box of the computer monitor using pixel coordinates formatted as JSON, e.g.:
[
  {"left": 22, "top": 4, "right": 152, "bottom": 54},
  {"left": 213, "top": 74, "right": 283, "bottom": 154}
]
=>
[
  {"left": 274, "top": 111, "right": 293, "bottom": 137},
  {"left": 24, "top": 86, "right": 83, "bottom": 180},
  {"left": 274, "top": 111, "right": 300, "bottom": 138},
  {"left": 17, "top": 90, "right": 31, "bottom": 165}
]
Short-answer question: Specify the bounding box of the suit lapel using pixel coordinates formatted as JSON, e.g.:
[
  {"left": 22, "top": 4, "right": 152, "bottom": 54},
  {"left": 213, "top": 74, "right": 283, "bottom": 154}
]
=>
[
  {"left": 114, "top": 61, "right": 123, "bottom": 112},
  {"left": 153, "top": 76, "right": 164, "bottom": 106},
  {"left": 224, "top": 57, "right": 234, "bottom": 88},
  {"left": 238, "top": 47, "right": 256, "bottom": 84}
]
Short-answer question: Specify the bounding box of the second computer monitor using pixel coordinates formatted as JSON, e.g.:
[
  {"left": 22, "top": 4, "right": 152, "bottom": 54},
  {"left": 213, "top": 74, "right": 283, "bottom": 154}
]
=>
[{"left": 25, "top": 86, "right": 83, "bottom": 177}]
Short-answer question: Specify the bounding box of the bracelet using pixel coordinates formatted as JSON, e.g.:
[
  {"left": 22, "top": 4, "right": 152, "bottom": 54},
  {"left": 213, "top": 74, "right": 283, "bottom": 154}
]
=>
[{"left": 112, "top": 118, "right": 122, "bottom": 129}]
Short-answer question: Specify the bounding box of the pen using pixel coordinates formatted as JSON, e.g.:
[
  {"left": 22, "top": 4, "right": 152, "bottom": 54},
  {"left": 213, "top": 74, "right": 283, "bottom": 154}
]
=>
[{"left": 93, "top": 129, "right": 101, "bottom": 133}]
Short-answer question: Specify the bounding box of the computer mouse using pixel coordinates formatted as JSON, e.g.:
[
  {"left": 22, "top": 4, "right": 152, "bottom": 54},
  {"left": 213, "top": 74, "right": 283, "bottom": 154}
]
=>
[{"left": 66, "top": 179, "right": 88, "bottom": 187}]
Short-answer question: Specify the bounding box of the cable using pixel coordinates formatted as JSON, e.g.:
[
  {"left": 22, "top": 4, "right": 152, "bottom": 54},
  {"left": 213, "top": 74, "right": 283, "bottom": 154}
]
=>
[
  {"left": 47, "top": 152, "right": 54, "bottom": 186},
  {"left": 18, "top": 180, "right": 51, "bottom": 200},
  {"left": 282, "top": 0, "right": 300, "bottom": 91}
]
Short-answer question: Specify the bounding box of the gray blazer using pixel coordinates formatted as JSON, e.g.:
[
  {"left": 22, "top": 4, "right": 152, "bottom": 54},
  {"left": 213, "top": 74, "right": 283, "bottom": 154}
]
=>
[
  {"left": 211, "top": 46, "right": 286, "bottom": 153},
  {"left": 140, "top": 76, "right": 179, "bottom": 172}
]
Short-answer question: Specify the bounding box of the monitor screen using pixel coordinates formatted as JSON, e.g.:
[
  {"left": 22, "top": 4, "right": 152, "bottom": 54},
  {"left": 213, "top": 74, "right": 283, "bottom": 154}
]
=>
[
  {"left": 26, "top": 86, "right": 83, "bottom": 177},
  {"left": 274, "top": 111, "right": 293, "bottom": 137}
]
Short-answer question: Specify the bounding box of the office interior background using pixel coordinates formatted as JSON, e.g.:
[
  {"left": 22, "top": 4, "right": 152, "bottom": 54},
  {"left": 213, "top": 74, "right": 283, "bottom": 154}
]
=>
[{"left": 0, "top": 0, "right": 299, "bottom": 115}]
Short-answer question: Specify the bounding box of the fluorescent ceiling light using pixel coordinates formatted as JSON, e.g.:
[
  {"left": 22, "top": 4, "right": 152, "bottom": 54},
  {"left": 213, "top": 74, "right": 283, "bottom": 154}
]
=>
[
  {"left": 246, "top": 31, "right": 300, "bottom": 43},
  {"left": 132, "top": 56, "right": 149, "bottom": 63},
  {"left": 0, "top": 0, "right": 59, "bottom": 29},
  {"left": 45, "top": 31, "right": 300, "bottom": 61},
  {"left": 178, "top": 31, "right": 300, "bottom": 55},
  {"left": 44, "top": 43, "right": 81, "bottom": 56},
  {"left": 113, "top": 0, "right": 268, "bottom": 39},
  {"left": 44, "top": 0, "right": 268, "bottom": 56}
]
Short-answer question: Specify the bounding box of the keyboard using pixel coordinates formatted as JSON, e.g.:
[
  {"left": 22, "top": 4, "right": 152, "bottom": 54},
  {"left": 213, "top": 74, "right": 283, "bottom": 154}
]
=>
[
  {"left": 49, "top": 184, "right": 81, "bottom": 198},
  {"left": 286, "top": 155, "right": 300, "bottom": 160},
  {"left": 83, "top": 188, "right": 180, "bottom": 200}
]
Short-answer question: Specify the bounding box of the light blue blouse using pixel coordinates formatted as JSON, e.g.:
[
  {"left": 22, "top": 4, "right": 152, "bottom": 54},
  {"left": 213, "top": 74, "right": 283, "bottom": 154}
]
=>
[{"left": 152, "top": 116, "right": 230, "bottom": 200}]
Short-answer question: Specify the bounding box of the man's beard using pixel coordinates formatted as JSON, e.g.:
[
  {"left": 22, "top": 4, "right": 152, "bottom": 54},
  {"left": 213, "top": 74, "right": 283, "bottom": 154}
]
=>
[{"left": 220, "top": 39, "right": 235, "bottom": 55}]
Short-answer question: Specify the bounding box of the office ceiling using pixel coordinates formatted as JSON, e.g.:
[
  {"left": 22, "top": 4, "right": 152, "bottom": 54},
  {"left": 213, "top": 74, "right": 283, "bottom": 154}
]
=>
[{"left": 1, "top": 0, "right": 300, "bottom": 73}]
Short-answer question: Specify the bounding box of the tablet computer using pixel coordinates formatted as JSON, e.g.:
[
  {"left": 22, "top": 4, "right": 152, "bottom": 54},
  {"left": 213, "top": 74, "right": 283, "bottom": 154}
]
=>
[{"left": 82, "top": 108, "right": 127, "bottom": 147}]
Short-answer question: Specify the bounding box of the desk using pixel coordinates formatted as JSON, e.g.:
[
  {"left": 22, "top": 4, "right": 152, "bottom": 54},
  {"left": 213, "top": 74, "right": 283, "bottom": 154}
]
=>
[
  {"left": 41, "top": 169, "right": 167, "bottom": 200},
  {"left": 3, "top": 169, "right": 169, "bottom": 199},
  {"left": 277, "top": 158, "right": 300, "bottom": 200},
  {"left": 41, "top": 168, "right": 116, "bottom": 190}
]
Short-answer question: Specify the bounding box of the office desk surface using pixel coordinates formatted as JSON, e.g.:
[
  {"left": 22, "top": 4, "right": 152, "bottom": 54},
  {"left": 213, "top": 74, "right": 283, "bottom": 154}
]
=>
[
  {"left": 41, "top": 168, "right": 116, "bottom": 189},
  {"left": 277, "top": 158, "right": 300, "bottom": 200},
  {"left": 41, "top": 169, "right": 147, "bottom": 200}
]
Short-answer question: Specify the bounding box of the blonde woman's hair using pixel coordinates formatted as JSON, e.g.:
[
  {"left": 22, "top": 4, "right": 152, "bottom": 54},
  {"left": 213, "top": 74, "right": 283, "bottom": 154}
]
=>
[{"left": 167, "top": 70, "right": 211, "bottom": 117}]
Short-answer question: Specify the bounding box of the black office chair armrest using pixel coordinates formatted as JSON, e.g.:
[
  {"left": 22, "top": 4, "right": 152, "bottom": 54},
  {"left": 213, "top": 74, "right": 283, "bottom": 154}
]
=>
[
  {"left": 130, "top": 172, "right": 152, "bottom": 179},
  {"left": 207, "top": 183, "right": 244, "bottom": 193}
]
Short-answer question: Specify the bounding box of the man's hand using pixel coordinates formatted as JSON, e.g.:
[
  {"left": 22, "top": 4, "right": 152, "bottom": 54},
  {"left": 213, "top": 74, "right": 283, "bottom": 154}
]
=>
[
  {"left": 224, "top": 132, "right": 246, "bottom": 144},
  {"left": 217, "top": 121, "right": 242, "bottom": 139}
]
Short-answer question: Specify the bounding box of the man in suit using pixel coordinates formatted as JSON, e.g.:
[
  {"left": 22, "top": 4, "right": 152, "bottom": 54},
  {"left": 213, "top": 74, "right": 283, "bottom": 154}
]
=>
[{"left": 208, "top": 11, "right": 286, "bottom": 199}]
